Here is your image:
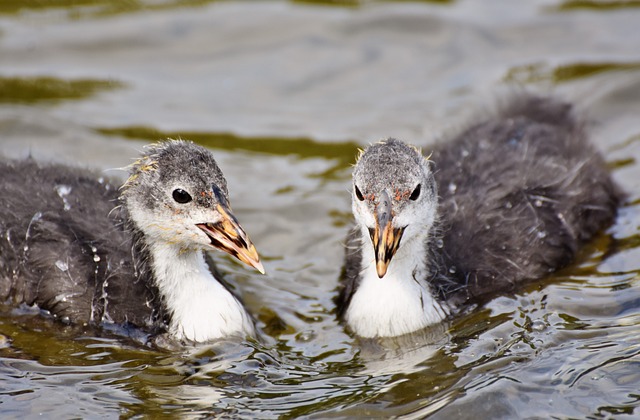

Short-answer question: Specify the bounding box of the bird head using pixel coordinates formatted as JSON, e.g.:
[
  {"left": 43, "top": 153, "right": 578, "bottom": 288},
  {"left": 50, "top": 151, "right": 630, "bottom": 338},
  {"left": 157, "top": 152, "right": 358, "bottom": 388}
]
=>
[
  {"left": 121, "top": 140, "right": 264, "bottom": 274},
  {"left": 352, "top": 138, "right": 438, "bottom": 278}
]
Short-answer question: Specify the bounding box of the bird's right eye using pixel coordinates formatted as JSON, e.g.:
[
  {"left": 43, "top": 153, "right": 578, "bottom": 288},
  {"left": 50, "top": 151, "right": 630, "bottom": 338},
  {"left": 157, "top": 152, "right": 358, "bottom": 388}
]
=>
[
  {"left": 172, "top": 188, "right": 192, "bottom": 204},
  {"left": 355, "top": 185, "right": 365, "bottom": 201},
  {"left": 410, "top": 184, "right": 421, "bottom": 201}
]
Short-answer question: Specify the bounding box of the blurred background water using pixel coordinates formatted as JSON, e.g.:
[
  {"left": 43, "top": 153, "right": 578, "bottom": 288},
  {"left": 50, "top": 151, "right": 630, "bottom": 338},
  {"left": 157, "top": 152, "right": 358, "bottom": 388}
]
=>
[{"left": 1, "top": 0, "right": 640, "bottom": 418}]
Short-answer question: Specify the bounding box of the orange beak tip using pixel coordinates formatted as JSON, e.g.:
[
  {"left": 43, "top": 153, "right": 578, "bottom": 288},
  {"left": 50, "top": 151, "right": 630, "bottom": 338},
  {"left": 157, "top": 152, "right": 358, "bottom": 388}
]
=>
[{"left": 376, "top": 260, "right": 388, "bottom": 278}]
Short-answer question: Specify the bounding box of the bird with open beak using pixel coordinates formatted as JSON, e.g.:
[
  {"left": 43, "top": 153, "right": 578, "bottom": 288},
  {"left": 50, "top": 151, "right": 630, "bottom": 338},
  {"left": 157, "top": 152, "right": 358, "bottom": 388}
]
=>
[
  {"left": 119, "top": 140, "right": 267, "bottom": 342},
  {"left": 337, "top": 96, "right": 621, "bottom": 340},
  {"left": 338, "top": 138, "right": 449, "bottom": 338},
  {"left": 351, "top": 139, "right": 438, "bottom": 279}
]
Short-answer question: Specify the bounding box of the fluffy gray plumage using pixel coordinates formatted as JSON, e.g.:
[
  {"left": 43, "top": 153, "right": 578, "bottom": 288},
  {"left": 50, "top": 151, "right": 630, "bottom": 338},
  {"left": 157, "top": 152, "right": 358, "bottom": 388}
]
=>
[
  {"left": 338, "top": 95, "right": 621, "bottom": 332},
  {"left": 0, "top": 140, "right": 256, "bottom": 340}
]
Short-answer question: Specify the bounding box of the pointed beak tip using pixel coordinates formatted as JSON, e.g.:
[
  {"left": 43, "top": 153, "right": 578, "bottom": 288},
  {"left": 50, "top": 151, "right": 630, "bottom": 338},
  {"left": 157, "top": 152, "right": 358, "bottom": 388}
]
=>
[
  {"left": 245, "top": 244, "right": 265, "bottom": 274},
  {"left": 376, "top": 261, "right": 388, "bottom": 278}
]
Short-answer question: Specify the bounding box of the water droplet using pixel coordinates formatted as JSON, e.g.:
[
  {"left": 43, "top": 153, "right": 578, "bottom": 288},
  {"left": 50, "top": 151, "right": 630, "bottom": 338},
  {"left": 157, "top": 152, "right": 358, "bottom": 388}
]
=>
[
  {"left": 52, "top": 294, "right": 69, "bottom": 304},
  {"left": 88, "top": 245, "right": 101, "bottom": 262},
  {"left": 530, "top": 319, "right": 547, "bottom": 332},
  {"left": 448, "top": 183, "right": 457, "bottom": 194},
  {"left": 55, "top": 184, "right": 73, "bottom": 211},
  {"left": 534, "top": 199, "right": 543, "bottom": 207},
  {"left": 505, "top": 201, "right": 513, "bottom": 209},
  {"left": 435, "top": 238, "right": 444, "bottom": 248},
  {"left": 55, "top": 260, "right": 69, "bottom": 272},
  {"left": 461, "top": 149, "right": 469, "bottom": 157},
  {"left": 449, "top": 266, "right": 457, "bottom": 274},
  {"left": 23, "top": 245, "right": 29, "bottom": 252},
  {"left": 537, "top": 231, "right": 547, "bottom": 239}
]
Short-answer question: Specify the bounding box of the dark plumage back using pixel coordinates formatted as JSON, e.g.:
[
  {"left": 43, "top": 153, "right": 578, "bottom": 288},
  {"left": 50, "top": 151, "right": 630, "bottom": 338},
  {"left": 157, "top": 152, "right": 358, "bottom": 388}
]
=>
[
  {"left": 0, "top": 159, "right": 163, "bottom": 328},
  {"left": 431, "top": 95, "right": 621, "bottom": 303}
]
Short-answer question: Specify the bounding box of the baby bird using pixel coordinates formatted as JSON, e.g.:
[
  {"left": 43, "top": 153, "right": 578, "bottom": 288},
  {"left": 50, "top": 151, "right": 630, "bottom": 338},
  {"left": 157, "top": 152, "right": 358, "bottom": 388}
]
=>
[
  {"left": 0, "top": 140, "right": 264, "bottom": 343},
  {"left": 338, "top": 95, "right": 620, "bottom": 338}
]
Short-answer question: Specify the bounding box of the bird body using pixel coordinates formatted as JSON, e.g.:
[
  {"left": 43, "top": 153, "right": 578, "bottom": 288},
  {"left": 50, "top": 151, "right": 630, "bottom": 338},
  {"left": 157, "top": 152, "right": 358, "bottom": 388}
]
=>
[
  {"left": 338, "top": 95, "right": 621, "bottom": 338},
  {"left": 0, "top": 140, "right": 263, "bottom": 343}
]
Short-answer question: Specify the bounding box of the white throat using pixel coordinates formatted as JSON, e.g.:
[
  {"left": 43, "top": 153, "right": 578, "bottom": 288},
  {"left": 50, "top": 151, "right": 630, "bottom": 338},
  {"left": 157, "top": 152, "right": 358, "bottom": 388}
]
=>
[
  {"left": 149, "top": 243, "right": 255, "bottom": 342},
  {"left": 345, "top": 229, "right": 449, "bottom": 338}
]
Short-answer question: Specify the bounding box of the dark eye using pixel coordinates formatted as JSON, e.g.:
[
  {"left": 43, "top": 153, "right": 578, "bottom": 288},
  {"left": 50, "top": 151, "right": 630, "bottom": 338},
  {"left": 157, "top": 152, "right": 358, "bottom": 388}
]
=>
[
  {"left": 172, "top": 188, "right": 192, "bottom": 204},
  {"left": 355, "top": 185, "right": 365, "bottom": 201},
  {"left": 410, "top": 184, "right": 421, "bottom": 201}
]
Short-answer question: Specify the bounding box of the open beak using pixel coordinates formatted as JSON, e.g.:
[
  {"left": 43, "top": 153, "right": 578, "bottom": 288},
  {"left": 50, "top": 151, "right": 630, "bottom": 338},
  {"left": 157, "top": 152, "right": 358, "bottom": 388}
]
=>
[
  {"left": 197, "top": 204, "right": 265, "bottom": 274},
  {"left": 370, "top": 191, "right": 404, "bottom": 278}
]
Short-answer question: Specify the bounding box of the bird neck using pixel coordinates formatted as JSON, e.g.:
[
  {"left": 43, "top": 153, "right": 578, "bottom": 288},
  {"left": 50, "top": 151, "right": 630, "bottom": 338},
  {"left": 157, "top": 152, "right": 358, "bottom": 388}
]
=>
[
  {"left": 345, "top": 227, "right": 449, "bottom": 338},
  {"left": 146, "top": 241, "right": 255, "bottom": 342}
]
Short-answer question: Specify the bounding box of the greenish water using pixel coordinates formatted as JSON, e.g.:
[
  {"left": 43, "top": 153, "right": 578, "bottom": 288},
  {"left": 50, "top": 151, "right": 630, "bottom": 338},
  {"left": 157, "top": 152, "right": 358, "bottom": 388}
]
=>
[
  {"left": 503, "top": 61, "right": 640, "bottom": 84},
  {"left": 0, "top": 76, "right": 125, "bottom": 104},
  {"left": 1, "top": 0, "right": 640, "bottom": 418},
  {"left": 0, "top": 0, "right": 452, "bottom": 18}
]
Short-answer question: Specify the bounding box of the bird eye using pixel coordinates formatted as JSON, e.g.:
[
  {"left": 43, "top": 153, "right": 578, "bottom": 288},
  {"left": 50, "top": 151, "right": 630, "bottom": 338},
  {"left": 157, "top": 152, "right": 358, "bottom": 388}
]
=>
[
  {"left": 355, "top": 185, "right": 365, "bottom": 201},
  {"left": 172, "top": 188, "right": 192, "bottom": 204},
  {"left": 410, "top": 184, "right": 421, "bottom": 201}
]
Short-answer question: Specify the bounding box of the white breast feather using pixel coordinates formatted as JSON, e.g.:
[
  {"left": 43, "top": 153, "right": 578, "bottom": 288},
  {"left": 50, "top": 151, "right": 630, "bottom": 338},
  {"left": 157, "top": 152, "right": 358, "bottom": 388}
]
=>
[
  {"left": 150, "top": 243, "right": 255, "bottom": 342},
  {"left": 345, "top": 237, "right": 448, "bottom": 338}
]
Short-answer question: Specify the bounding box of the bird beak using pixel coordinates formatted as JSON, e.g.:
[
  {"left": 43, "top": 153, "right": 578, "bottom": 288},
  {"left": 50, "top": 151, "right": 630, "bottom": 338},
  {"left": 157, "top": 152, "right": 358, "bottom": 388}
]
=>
[
  {"left": 370, "top": 191, "right": 404, "bottom": 278},
  {"left": 197, "top": 204, "right": 265, "bottom": 274}
]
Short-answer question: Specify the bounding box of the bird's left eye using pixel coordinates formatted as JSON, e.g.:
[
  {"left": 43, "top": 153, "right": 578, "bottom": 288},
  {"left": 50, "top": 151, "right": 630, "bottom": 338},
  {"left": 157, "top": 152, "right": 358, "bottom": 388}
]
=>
[
  {"left": 410, "top": 184, "right": 421, "bottom": 201},
  {"left": 172, "top": 188, "right": 192, "bottom": 204}
]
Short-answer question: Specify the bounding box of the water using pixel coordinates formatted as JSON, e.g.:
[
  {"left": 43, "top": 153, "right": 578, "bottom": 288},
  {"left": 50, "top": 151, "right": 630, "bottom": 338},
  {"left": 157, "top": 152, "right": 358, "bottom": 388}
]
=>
[{"left": 1, "top": 0, "right": 640, "bottom": 418}]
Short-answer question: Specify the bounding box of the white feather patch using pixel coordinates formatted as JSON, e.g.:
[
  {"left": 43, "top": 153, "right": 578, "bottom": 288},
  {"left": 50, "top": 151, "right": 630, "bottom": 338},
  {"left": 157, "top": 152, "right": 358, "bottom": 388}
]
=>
[
  {"left": 345, "top": 236, "right": 449, "bottom": 338},
  {"left": 149, "top": 243, "right": 255, "bottom": 342}
]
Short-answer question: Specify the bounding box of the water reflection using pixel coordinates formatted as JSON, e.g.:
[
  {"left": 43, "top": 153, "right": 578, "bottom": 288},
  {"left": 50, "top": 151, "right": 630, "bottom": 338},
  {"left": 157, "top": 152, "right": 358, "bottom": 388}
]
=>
[
  {"left": 0, "top": 0, "right": 225, "bottom": 18},
  {"left": 554, "top": 0, "right": 640, "bottom": 11},
  {"left": 0, "top": 76, "right": 125, "bottom": 104},
  {"left": 96, "top": 126, "right": 360, "bottom": 178},
  {"left": 0, "top": 0, "right": 455, "bottom": 18},
  {"left": 504, "top": 61, "right": 640, "bottom": 85}
]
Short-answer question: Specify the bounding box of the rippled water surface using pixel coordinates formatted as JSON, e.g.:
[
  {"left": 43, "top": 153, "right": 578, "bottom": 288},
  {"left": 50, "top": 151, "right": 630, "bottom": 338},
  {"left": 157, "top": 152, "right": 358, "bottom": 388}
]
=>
[{"left": 1, "top": 0, "right": 640, "bottom": 418}]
